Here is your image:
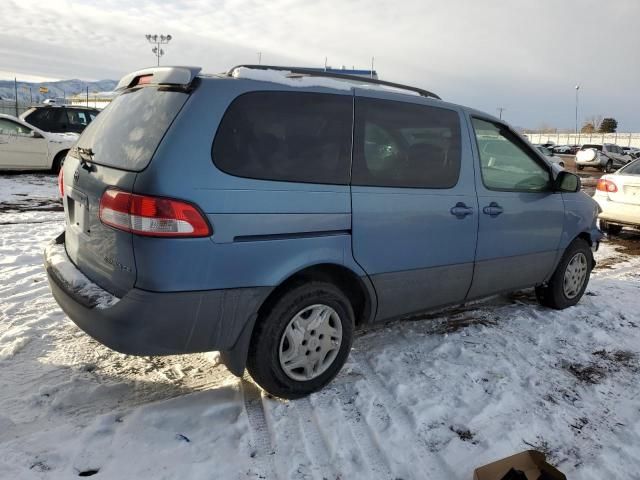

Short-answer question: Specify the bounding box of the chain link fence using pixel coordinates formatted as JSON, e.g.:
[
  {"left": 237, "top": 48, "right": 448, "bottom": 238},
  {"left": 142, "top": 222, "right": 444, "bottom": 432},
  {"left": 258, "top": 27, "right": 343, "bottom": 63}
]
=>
[{"left": 0, "top": 100, "right": 30, "bottom": 117}]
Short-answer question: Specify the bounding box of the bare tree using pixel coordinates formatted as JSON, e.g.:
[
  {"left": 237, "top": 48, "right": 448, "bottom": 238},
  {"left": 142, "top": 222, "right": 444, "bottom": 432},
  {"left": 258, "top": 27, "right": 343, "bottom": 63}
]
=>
[{"left": 584, "top": 114, "right": 604, "bottom": 131}]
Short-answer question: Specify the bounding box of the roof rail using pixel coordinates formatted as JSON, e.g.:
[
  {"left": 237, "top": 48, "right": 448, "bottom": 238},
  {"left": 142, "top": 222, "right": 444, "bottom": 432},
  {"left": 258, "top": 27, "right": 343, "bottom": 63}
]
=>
[{"left": 226, "top": 64, "right": 441, "bottom": 100}]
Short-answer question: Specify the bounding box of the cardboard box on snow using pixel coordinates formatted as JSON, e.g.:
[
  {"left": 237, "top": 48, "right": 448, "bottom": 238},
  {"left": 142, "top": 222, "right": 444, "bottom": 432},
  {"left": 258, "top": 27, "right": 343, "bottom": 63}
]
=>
[{"left": 473, "top": 450, "right": 566, "bottom": 480}]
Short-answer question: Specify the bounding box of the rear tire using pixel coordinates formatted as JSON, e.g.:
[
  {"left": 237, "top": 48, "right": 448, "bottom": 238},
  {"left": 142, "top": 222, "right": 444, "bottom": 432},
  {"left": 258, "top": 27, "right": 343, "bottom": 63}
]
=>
[
  {"left": 246, "top": 282, "right": 355, "bottom": 399},
  {"left": 535, "top": 238, "right": 593, "bottom": 310},
  {"left": 51, "top": 150, "right": 67, "bottom": 174}
]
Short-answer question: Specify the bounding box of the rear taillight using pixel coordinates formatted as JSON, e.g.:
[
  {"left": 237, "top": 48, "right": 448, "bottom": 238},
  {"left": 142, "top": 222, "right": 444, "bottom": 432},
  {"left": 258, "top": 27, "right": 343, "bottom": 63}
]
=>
[
  {"left": 596, "top": 178, "right": 618, "bottom": 193},
  {"left": 58, "top": 168, "right": 64, "bottom": 198},
  {"left": 99, "top": 188, "right": 211, "bottom": 237}
]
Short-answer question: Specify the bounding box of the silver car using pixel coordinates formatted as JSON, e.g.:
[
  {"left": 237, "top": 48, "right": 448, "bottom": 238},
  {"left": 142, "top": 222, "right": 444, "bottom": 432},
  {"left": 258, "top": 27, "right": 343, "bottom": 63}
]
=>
[{"left": 576, "top": 143, "right": 632, "bottom": 172}]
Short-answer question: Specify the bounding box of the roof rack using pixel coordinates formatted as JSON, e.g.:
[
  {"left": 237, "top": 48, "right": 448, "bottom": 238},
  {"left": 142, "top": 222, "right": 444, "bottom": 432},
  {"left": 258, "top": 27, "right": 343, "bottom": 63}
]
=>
[{"left": 226, "top": 64, "right": 441, "bottom": 100}]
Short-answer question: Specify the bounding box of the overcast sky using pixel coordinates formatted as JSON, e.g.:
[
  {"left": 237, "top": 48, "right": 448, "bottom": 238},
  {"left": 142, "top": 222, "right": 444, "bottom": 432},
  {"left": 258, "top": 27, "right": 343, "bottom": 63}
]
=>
[{"left": 2, "top": 0, "right": 639, "bottom": 130}]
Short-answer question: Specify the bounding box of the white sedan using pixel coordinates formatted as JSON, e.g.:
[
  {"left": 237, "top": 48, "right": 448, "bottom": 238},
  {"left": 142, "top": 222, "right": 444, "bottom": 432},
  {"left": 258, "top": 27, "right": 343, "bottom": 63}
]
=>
[
  {"left": 0, "top": 114, "right": 78, "bottom": 172},
  {"left": 593, "top": 158, "right": 640, "bottom": 234}
]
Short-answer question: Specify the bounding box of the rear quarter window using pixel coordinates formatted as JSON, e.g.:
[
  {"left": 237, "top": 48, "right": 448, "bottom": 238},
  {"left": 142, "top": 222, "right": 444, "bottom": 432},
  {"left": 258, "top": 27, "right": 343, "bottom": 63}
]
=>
[
  {"left": 76, "top": 87, "right": 189, "bottom": 171},
  {"left": 212, "top": 91, "right": 353, "bottom": 185}
]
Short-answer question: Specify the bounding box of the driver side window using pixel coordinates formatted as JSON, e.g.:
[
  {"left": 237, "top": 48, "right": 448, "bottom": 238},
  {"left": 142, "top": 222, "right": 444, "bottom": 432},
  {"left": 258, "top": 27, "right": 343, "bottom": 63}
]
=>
[{"left": 472, "top": 118, "right": 550, "bottom": 192}]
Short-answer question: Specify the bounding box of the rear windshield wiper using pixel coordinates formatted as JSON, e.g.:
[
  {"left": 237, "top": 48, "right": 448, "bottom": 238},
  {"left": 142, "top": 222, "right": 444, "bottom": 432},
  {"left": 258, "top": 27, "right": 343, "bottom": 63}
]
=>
[{"left": 76, "top": 147, "right": 96, "bottom": 171}]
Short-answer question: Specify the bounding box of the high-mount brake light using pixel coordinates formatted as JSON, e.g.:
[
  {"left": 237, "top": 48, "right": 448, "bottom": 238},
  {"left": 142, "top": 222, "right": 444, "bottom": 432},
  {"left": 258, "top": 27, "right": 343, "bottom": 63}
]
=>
[
  {"left": 99, "top": 189, "right": 211, "bottom": 237},
  {"left": 136, "top": 74, "right": 153, "bottom": 86}
]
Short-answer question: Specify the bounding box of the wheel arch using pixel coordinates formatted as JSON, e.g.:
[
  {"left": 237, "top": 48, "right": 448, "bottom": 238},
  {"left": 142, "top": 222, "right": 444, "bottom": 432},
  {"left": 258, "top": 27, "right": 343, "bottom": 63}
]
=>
[
  {"left": 219, "top": 262, "right": 377, "bottom": 377},
  {"left": 258, "top": 263, "right": 376, "bottom": 328},
  {"left": 51, "top": 148, "right": 69, "bottom": 172}
]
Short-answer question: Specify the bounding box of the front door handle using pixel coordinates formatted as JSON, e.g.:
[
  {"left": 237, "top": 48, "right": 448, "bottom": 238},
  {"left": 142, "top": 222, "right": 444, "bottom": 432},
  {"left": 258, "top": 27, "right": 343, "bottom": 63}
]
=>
[
  {"left": 450, "top": 202, "right": 474, "bottom": 219},
  {"left": 482, "top": 202, "right": 503, "bottom": 217}
]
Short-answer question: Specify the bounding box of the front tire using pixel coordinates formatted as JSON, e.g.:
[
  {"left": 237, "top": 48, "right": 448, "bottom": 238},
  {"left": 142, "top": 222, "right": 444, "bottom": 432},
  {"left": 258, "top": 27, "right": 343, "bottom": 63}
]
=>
[
  {"left": 246, "top": 282, "right": 355, "bottom": 399},
  {"left": 536, "top": 238, "right": 593, "bottom": 310}
]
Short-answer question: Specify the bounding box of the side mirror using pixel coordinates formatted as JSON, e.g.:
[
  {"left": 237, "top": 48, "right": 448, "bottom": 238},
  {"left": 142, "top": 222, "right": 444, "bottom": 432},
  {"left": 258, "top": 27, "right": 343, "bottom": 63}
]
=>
[
  {"left": 555, "top": 171, "right": 581, "bottom": 193},
  {"left": 31, "top": 131, "right": 44, "bottom": 139}
]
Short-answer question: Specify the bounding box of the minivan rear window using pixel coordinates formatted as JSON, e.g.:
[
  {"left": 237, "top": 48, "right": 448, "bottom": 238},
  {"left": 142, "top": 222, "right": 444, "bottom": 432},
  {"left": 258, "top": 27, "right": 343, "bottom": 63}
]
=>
[
  {"left": 76, "top": 87, "right": 189, "bottom": 171},
  {"left": 581, "top": 144, "right": 602, "bottom": 151},
  {"left": 212, "top": 91, "right": 352, "bottom": 185}
]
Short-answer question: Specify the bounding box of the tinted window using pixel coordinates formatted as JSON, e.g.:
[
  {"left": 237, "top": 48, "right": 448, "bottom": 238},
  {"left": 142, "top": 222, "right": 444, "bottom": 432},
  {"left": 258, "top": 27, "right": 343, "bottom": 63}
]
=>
[
  {"left": 76, "top": 87, "right": 188, "bottom": 171},
  {"left": 352, "top": 97, "right": 461, "bottom": 189},
  {"left": 213, "top": 91, "right": 352, "bottom": 184},
  {"left": 67, "top": 109, "right": 90, "bottom": 127},
  {"left": 472, "top": 118, "right": 551, "bottom": 192},
  {"left": 24, "top": 108, "right": 63, "bottom": 131}
]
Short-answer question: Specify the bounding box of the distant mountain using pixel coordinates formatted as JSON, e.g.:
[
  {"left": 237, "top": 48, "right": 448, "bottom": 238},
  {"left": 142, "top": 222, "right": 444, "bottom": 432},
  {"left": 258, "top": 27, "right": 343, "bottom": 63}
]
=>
[{"left": 0, "top": 79, "right": 117, "bottom": 104}]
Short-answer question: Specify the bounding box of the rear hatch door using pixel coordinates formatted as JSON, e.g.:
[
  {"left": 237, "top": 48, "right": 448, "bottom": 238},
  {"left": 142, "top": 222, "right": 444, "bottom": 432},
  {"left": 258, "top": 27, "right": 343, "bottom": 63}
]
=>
[{"left": 62, "top": 84, "right": 191, "bottom": 296}]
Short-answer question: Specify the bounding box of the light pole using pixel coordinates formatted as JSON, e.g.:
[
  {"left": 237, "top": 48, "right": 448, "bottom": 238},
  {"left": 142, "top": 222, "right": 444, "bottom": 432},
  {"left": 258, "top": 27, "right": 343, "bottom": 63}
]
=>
[
  {"left": 145, "top": 34, "right": 172, "bottom": 66},
  {"left": 574, "top": 84, "right": 580, "bottom": 136}
]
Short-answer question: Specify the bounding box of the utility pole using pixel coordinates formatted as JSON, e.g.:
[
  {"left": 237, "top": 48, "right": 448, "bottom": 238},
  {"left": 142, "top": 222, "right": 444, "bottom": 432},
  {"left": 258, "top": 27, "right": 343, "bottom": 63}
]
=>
[
  {"left": 497, "top": 107, "right": 505, "bottom": 120},
  {"left": 371, "top": 56, "right": 375, "bottom": 79},
  {"left": 145, "top": 34, "right": 172, "bottom": 66},
  {"left": 14, "top": 77, "right": 18, "bottom": 117},
  {"left": 257, "top": 52, "right": 262, "bottom": 65},
  {"left": 575, "top": 84, "right": 580, "bottom": 135}
]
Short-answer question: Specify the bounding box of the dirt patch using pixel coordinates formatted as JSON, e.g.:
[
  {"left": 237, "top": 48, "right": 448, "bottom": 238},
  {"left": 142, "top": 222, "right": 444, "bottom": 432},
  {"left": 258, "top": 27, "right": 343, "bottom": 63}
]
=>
[
  {"left": 564, "top": 362, "right": 608, "bottom": 384},
  {"left": 0, "top": 199, "right": 62, "bottom": 214},
  {"left": 592, "top": 349, "right": 638, "bottom": 370},
  {"left": 450, "top": 426, "right": 477, "bottom": 443},
  {"left": 432, "top": 314, "right": 498, "bottom": 334}
]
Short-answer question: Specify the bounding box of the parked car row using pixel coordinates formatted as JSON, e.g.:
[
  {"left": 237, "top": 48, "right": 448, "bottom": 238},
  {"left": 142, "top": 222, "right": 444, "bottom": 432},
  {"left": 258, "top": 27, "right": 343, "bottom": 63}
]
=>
[
  {"left": 537, "top": 143, "right": 640, "bottom": 159},
  {"left": 0, "top": 105, "right": 99, "bottom": 172},
  {"left": 533, "top": 145, "right": 565, "bottom": 168}
]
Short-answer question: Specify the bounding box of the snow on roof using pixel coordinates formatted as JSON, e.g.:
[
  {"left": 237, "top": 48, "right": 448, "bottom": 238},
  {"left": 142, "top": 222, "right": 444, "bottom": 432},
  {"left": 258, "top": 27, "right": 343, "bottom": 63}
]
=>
[{"left": 231, "top": 67, "right": 419, "bottom": 97}]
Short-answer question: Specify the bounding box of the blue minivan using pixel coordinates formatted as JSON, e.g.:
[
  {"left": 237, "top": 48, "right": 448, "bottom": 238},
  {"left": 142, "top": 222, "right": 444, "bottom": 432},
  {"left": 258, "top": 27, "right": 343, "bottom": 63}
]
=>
[{"left": 45, "top": 65, "right": 602, "bottom": 398}]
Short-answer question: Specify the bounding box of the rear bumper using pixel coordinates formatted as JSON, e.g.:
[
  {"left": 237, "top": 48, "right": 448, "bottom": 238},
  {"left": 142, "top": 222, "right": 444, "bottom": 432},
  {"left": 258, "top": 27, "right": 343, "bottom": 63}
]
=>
[
  {"left": 575, "top": 158, "right": 603, "bottom": 167},
  {"left": 44, "top": 232, "right": 271, "bottom": 356},
  {"left": 595, "top": 198, "right": 640, "bottom": 227}
]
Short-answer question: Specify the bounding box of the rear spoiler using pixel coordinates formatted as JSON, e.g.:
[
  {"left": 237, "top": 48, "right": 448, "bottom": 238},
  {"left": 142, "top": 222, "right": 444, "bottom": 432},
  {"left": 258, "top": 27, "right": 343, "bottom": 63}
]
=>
[{"left": 115, "top": 66, "right": 202, "bottom": 91}]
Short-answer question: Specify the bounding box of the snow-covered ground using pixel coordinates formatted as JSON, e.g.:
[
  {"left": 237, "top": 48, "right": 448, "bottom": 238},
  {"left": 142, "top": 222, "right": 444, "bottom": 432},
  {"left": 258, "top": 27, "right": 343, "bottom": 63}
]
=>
[{"left": 1, "top": 173, "right": 639, "bottom": 479}]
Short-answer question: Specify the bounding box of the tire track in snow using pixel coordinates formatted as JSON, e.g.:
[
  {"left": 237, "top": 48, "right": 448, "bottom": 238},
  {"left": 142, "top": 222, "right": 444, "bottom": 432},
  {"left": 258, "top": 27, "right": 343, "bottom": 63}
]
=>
[
  {"left": 241, "top": 376, "right": 278, "bottom": 479},
  {"left": 294, "top": 397, "right": 340, "bottom": 480},
  {"left": 330, "top": 383, "right": 395, "bottom": 479},
  {"left": 351, "top": 350, "right": 457, "bottom": 479}
]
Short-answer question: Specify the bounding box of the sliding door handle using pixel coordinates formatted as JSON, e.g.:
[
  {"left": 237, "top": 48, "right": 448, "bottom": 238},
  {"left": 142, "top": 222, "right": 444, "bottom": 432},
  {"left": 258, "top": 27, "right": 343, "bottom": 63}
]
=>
[
  {"left": 450, "top": 202, "right": 474, "bottom": 219},
  {"left": 482, "top": 202, "right": 503, "bottom": 217}
]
